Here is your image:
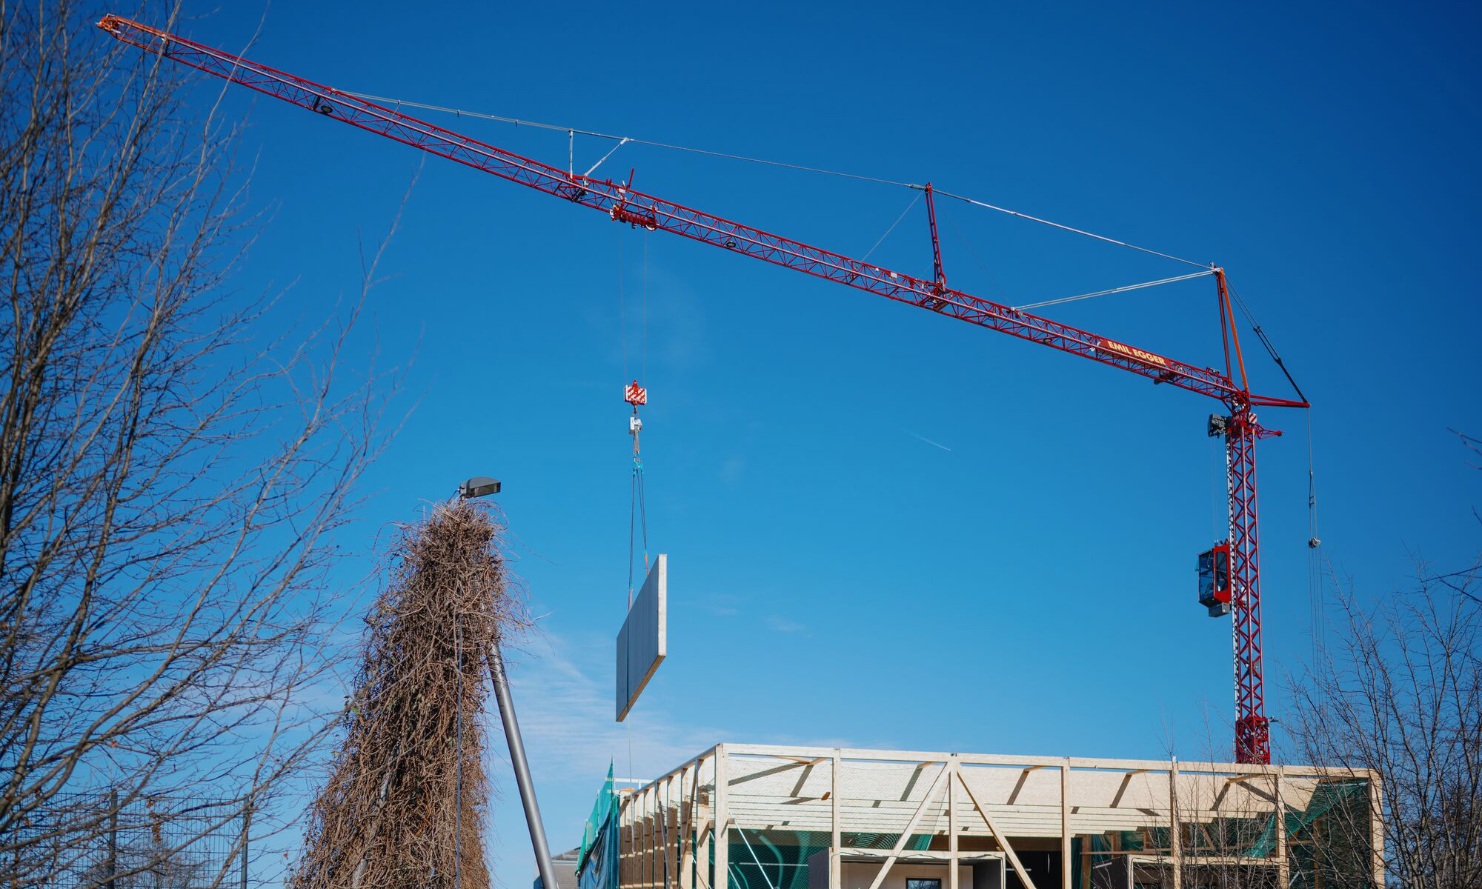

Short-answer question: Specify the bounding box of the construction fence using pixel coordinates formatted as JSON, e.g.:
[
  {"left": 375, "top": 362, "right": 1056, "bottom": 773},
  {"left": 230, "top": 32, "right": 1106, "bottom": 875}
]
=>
[{"left": 3, "top": 792, "right": 249, "bottom": 889}]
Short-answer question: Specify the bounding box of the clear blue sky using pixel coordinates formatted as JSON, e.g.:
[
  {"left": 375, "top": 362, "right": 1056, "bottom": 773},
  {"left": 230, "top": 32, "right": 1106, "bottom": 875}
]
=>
[{"left": 152, "top": 1, "right": 1479, "bottom": 884}]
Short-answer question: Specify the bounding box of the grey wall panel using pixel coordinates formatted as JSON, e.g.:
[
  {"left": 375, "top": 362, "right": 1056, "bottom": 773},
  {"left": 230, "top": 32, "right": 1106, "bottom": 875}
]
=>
[{"left": 616, "top": 554, "right": 667, "bottom": 721}]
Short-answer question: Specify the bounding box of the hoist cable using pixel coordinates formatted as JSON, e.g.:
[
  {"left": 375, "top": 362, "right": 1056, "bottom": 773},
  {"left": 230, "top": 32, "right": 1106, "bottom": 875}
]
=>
[
  {"left": 928, "top": 187, "right": 1211, "bottom": 269},
  {"left": 628, "top": 458, "right": 649, "bottom": 596},
  {"left": 943, "top": 210, "right": 1005, "bottom": 299},
  {"left": 619, "top": 231, "right": 628, "bottom": 384},
  {"left": 1013, "top": 270, "right": 1214, "bottom": 311},
  {"left": 631, "top": 468, "right": 643, "bottom": 607},
  {"left": 342, "top": 90, "right": 1208, "bottom": 270},
  {"left": 861, "top": 192, "right": 923, "bottom": 263},
  {"left": 1306, "top": 410, "right": 1324, "bottom": 660},
  {"left": 642, "top": 234, "right": 649, "bottom": 394},
  {"left": 637, "top": 460, "right": 649, "bottom": 572},
  {"left": 623, "top": 234, "right": 652, "bottom": 607},
  {"left": 636, "top": 242, "right": 650, "bottom": 578},
  {"left": 343, "top": 90, "right": 911, "bottom": 188}
]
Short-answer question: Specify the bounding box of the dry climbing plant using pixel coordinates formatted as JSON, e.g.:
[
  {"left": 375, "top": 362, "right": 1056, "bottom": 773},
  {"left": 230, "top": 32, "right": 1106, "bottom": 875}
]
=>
[{"left": 291, "top": 499, "right": 528, "bottom": 889}]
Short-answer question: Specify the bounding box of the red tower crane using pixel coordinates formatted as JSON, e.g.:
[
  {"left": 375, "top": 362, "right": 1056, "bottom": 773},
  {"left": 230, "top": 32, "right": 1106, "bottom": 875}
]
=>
[{"left": 100, "top": 15, "right": 1308, "bottom": 764}]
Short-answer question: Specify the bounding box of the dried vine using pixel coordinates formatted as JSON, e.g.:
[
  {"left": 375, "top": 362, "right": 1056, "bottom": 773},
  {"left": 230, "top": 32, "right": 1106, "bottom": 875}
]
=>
[{"left": 291, "top": 500, "right": 527, "bottom": 889}]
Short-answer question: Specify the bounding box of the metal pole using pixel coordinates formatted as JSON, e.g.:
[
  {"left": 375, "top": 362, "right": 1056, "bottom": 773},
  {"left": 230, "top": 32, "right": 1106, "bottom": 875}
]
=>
[
  {"left": 107, "top": 790, "right": 119, "bottom": 889},
  {"left": 240, "top": 799, "right": 250, "bottom": 889},
  {"left": 488, "top": 639, "right": 559, "bottom": 889}
]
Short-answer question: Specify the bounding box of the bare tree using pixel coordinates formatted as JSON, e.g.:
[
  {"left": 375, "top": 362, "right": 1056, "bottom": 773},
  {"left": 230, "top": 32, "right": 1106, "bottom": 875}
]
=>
[
  {"left": 1288, "top": 577, "right": 1482, "bottom": 888},
  {"left": 1, "top": 1, "right": 391, "bottom": 885}
]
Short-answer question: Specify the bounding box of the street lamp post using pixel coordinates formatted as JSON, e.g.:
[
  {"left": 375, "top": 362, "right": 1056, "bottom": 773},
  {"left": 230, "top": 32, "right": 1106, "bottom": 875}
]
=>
[{"left": 461, "top": 477, "right": 560, "bottom": 889}]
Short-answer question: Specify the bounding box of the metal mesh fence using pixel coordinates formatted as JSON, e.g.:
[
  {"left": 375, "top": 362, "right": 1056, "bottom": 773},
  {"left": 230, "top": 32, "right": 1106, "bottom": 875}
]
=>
[{"left": 4, "top": 793, "right": 248, "bottom": 889}]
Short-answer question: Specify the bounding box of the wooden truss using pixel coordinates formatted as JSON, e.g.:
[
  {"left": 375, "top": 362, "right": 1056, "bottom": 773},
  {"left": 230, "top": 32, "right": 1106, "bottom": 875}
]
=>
[{"left": 615, "top": 744, "right": 1383, "bottom": 889}]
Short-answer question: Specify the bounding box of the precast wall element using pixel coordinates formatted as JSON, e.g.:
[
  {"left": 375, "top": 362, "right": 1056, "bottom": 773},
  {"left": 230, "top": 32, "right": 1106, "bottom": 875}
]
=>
[{"left": 611, "top": 745, "right": 1383, "bottom": 889}]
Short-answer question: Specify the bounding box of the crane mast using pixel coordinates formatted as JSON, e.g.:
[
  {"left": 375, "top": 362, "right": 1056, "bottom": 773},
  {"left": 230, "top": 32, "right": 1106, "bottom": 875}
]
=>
[{"left": 100, "top": 14, "right": 1306, "bottom": 764}]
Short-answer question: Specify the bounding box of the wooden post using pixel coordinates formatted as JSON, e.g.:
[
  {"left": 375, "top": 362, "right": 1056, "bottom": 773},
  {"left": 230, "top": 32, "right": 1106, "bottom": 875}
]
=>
[
  {"left": 1274, "top": 772, "right": 1288, "bottom": 888},
  {"left": 622, "top": 793, "right": 634, "bottom": 888},
  {"left": 1060, "top": 762, "right": 1070, "bottom": 889},
  {"left": 831, "top": 751, "right": 843, "bottom": 889},
  {"left": 634, "top": 791, "right": 643, "bottom": 889},
  {"left": 636, "top": 786, "right": 646, "bottom": 889},
  {"left": 635, "top": 787, "right": 646, "bottom": 889},
  {"left": 654, "top": 780, "right": 664, "bottom": 889},
  {"left": 1368, "top": 772, "right": 1384, "bottom": 889},
  {"left": 678, "top": 764, "right": 696, "bottom": 889},
  {"left": 680, "top": 764, "right": 696, "bottom": 889},
  {"left": 696, "top": 755, "right": 713, "bottom": 889},
  {"left": 1168, "top": 761, "right": 1181, "bottom": 889},
  {"left": 644, "top": 783, "right": 655, "bottom": 889},
  {"left": 714, "top": 746, "right": 729, "bottom": 889},
  {"left": 667, "top": 776, "right": 678, "bottom": 889},
  {"left": 948, "top": 758, "right": 959, "bottom": 889}
]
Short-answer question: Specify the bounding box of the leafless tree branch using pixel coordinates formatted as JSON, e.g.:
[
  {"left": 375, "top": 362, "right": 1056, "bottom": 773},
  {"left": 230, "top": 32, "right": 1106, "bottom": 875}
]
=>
[{"left": 1, "top": 2, "right": 398, "bottom": 885}]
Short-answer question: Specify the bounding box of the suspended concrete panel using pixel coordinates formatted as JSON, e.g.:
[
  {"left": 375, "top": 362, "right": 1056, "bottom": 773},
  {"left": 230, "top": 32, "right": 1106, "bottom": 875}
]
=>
[{"left": 616, "top": 554, "right": 667, "bottom": 722}]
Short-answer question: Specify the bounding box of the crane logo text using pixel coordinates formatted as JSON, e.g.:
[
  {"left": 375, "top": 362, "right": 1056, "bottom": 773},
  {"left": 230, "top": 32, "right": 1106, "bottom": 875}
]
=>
[{"left": 1098, "top": 339, "right": 1169, "bottom": 368}]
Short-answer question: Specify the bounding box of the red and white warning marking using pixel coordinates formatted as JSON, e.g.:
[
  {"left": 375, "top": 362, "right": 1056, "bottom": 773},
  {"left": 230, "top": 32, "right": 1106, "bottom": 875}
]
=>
[{"left": 624, "top": 380, "right": 648, "bottom": 405}]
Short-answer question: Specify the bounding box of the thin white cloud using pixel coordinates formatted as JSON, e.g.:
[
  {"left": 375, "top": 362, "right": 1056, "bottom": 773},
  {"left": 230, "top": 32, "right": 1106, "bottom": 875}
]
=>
[
  {"left": 766, "top": 615, "right": 807, "bottom": 635},
  {"left": 484, "top": 628, "right": 725, "bottom": 888},
  {"left": 502, "top": 629, "right": 721, "bottom": 777}
]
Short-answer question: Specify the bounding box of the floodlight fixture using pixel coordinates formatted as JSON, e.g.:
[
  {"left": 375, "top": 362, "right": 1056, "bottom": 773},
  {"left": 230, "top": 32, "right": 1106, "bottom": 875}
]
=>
[{"left": 460, "top": 476, "right": 502, "bottom": 499}]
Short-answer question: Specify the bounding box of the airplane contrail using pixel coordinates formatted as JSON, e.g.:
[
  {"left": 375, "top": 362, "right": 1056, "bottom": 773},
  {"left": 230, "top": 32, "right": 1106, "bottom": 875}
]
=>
[{"left": 905, "top": 430, "right": 952, "bottom": 452}]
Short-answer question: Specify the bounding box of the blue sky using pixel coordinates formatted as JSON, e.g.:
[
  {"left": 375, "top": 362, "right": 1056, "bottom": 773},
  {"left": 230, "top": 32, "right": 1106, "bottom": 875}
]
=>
[{"left": 136, "top": 0, "right": 1479, "bottom": 884}]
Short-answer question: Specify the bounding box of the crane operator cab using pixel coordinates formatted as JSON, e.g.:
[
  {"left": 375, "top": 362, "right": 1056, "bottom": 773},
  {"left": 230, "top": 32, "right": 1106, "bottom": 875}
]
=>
[{"left": 1198, "top": 543, "right": 1232, "bottom": 617}]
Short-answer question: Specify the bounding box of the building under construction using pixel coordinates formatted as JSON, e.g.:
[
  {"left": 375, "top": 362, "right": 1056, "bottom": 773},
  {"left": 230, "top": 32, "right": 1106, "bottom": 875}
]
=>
[
  {"left": 93, "top": 20, "right": 1391, "bottom": 889},
  {"left": 576, "top": 744, "right": 1382, "bottom": 889}
]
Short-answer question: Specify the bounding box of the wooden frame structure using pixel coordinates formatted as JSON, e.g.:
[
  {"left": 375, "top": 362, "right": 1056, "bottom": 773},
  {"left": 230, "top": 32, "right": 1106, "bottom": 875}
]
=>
[{"left": 613, "top": 744, "right": 1383, "bottom": 889}]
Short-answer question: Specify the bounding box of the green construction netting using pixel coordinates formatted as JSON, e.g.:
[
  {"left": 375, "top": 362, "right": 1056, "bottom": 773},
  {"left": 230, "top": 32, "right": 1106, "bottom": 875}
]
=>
[
  {"left": 727, "top": 830, "right": 935, "bottom": 889},
  {"left": 578, "top": 774, "right": 969, "bottom": 889},
  {"left": 1246, "top": 779, "right": 1367, "bottom": 858},
  {"left": 1068, "top": 779, "right": 1373, "bottom": 889},
  {"left": 578, "top": 766, "right": 620, "bottom": 889},
  {"left": 1271, "top": 779, "right": 1374, "bottom": 889}
]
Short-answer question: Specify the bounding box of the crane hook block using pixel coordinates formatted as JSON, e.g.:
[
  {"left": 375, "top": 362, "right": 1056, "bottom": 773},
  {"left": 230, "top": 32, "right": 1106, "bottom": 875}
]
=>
[{"left": 625, "top": 380, "right": 648, "bottom": 406}]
